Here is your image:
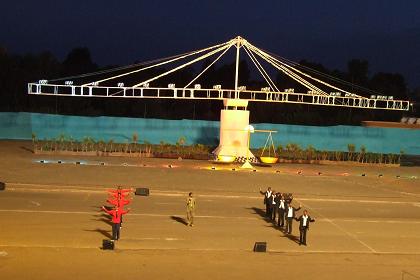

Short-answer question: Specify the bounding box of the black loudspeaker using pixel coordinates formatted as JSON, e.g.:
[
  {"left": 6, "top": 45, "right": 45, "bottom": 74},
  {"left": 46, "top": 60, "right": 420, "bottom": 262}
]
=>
[
  {"left": 0, "top": 182, "right": 5, "bottom": 191},
  {"left": 102, "top": 239, "right": 114, "bottom": 250},
  {"left": 135, "top": 187, "right": 150, "bottom": 196},
  {"left": 253, "top": 242, "right": 267, "bottom": 252}
]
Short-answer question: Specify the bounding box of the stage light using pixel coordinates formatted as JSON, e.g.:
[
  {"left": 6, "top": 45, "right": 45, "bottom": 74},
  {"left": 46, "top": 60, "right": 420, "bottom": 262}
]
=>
[
  {"left": 238, "top": 86, "right": 246, "bottom": 90},
  {"left": 168, "top": 83, "right": 176, "bottom": 88},
  {"left": 194, "top": 84, "right": 201, "bottom": 89},
  {"left": 142, "top": 83, "right": 150, "bottom": 88},
  {"left": 38, "top": 79, "right": 48, "bottom": 84},
  {"left": 117, "top": 83, "right": 124, "bottom": 87},
  {"left": 261, "top": 87, "right": 271, "bottom": 92},
  {"left": 65, "top": 81, "right": 73, "bottom": 85},
  {"left": 213, "top": 85, "right": 221, "bottom": 90},
  {"left": 217, "top": 155, "right": 236, "bottom": 163}
]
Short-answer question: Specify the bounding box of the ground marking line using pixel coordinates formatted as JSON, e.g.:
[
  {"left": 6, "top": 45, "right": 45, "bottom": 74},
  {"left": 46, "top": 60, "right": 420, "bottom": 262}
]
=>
[
  {"left": 0, "top": 244, "right": 420, "bottom": 255},
  {"left": 5, "top": 185, "right": 420, "bottom": 206},
  {"left": 0, "top": 209, "right": 258, "bottom": 220},
  {"left": 29, "top": 200, "right": 41, "bottom": 207},
  {"left": 331, "top": 177, "right": 420, "bottom": 199},
  {"left": 0, "top": 251, "right": 8, "bottom": 257},
  {"left": 296, "top": 199, "right": 377, "bottom": 253},
  {"left": 1, "top": 209, "right": 420, "bottom": 225}
]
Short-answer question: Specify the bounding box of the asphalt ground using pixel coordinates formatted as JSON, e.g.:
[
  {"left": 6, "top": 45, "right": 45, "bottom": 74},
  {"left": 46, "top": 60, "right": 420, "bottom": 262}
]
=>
[{"left": 0, "top": 140, "right": 420, "bottom": 279}]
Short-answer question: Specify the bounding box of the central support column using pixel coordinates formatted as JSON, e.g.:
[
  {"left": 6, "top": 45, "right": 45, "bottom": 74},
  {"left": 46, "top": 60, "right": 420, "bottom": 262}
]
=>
[
  {"left": 234, "top": 36, "right": 241, "bottom": 99},
  {"left": 213, "top": 99, "right": 255, "bottom": 162}
]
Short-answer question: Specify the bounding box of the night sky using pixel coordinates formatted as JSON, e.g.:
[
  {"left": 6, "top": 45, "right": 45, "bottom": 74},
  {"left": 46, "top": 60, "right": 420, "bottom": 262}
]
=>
[{"left": 1, "top": 0, "right": 420, "bottom": 88}]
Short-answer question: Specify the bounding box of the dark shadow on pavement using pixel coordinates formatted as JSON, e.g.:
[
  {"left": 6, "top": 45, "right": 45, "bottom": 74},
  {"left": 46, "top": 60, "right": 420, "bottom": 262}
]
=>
[
  {"left": 170, "top": 215, "right": 188, "bottom": 226},
  {"left": 20, "top": 146, "right": 34, "bottom": 153},
  {"left": 280, "top": 233, "right": 300, "bottom": 245},
  {"left": 247, "top": 207, "right": 274, "bottom": 224},
  {"left": 84, "top": 228, "right": 112, "bottom": 239},
  {"left": 93, "top": 218, "right": 113, "bottom": 226},
  {"left": 248, "top": 207, "right": 267, "bottom": 219}
]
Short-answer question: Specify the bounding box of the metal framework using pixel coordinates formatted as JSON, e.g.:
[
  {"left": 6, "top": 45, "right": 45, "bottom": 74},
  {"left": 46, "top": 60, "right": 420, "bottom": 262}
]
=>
[{"left": 28, "top": 36, "right": 411, "bottom": 111}]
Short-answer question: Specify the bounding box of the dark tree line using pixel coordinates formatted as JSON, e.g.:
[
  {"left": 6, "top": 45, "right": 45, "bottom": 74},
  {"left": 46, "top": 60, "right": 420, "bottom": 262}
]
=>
[{"left": 0, "top": 46, "right": 418, "bottom": 125}]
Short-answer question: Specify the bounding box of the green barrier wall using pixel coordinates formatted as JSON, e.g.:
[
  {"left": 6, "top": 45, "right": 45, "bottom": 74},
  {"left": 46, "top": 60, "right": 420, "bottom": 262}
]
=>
[{"left": 1, "top": 112, "right": 419, "bottom": 154}]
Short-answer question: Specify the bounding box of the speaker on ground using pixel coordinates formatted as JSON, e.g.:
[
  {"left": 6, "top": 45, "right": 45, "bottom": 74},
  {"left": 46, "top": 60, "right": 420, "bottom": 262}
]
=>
[
  {"left": 135, "top": 187, "right": 150, "bottom": 196},
  {"left": 0, "top": 182, "right": 5, "bottom": 191},
  {"left": 102, "top": 239, "right": 114, "bottom": 250},
  {"left": 253, "top": 242, "right": 267, "bottom": 252}
]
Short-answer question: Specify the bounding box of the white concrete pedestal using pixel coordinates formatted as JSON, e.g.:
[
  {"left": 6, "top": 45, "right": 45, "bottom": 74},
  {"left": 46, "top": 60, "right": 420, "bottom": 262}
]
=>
[{"left": 212, "top": 99, "right": 255, "bottom": 161}]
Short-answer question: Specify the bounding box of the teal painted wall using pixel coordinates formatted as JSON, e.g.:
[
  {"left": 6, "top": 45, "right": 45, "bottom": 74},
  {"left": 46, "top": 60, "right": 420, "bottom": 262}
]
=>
[{"left": 1, "top": 112, "right": 419, "bottom": 154}]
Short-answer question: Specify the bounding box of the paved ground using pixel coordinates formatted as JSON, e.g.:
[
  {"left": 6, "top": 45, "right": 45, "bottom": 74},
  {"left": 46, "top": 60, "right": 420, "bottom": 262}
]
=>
[{"left": 0, "top": 140, "right": 420, "bottom": 279}]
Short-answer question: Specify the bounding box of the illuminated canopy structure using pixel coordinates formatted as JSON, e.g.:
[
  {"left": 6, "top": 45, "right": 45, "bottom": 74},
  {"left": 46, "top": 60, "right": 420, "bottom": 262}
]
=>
[{"left": 28, "top": 36, "right": 412, "bottom": 163}]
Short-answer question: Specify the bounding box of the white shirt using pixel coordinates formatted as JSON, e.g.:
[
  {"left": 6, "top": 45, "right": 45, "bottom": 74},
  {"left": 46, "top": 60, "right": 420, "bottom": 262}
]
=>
[
  {"left": 279, "top": 200, "right": 285, "bottom": 209},
  {"left": 287, "top": 207, "right": 293, "bottom": 217},
  {"left": 302, "top": 215, "right": 308, "bottom": 226},
  {"left": 271, "top": 196, "right": 276, "bottom": 205},
  {"left": 265, "top": 190, "right": 272, "bottom": 198}
]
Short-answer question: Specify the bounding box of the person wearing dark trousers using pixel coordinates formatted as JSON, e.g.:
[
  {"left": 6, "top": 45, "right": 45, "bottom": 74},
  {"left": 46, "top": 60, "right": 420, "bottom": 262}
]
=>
[
  {"left": 285, "top": 203, "right": 301, "bottom": 234},
  {"left": 260, "top": 187, "right": 272, "bottom": 217},
  {"left": 295, "top": 210, "right": 315, "bottom": 246},
  {"left": 102, "top": 206, "right": 129, "bottom": 240},
  {"left": 270, "top": 192, "right": 278, "bottom": 221},
  {"left": 277, "top": 194, "right": 287, "bottom": 227}
]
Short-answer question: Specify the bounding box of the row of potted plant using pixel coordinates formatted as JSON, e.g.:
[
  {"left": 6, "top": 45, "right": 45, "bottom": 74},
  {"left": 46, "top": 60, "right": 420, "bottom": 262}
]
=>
[
  {"left": 256, "top": 143, "right": 403, "bottom": 164},
  {"left": 31, "top": 133, "right": 210, "bottom": 159},
  {"left": 32, "top": 133, "right": 403, "bottom": 164}
]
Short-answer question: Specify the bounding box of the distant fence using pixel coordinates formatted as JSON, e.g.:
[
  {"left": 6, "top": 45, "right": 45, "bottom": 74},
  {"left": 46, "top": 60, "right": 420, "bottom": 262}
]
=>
[{"left": 0, "top": 112, "right": 419, "bottom": 155}]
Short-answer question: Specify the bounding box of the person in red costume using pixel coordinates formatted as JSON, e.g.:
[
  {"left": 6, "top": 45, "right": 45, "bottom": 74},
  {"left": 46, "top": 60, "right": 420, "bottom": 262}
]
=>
[
  {"left": 107, "top": 186, "right": 132, "bottom": 199},
  {"left": 107, "top": 195, "right": 131, "bottom": 208},
  {"left": 106, "top": 192, "right": 131, "bottom": 228},
  {"left": 102, "top": 206, "right": 130, "bottom": 240}
]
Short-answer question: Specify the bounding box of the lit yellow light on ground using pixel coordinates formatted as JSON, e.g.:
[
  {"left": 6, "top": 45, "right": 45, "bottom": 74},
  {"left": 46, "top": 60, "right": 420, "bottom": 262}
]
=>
[{"left": 217, "top": 155, "right": 236, "bottom": 163}]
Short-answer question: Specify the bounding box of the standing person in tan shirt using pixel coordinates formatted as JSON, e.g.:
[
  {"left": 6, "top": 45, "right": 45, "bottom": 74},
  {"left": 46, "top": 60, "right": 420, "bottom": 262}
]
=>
[{"left": 186, "top": 192, "right": 196, "bottom": 227}]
